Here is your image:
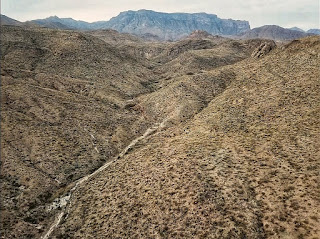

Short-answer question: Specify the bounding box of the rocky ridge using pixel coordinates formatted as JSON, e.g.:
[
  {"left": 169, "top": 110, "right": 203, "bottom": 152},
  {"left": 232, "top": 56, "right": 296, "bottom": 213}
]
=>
[{"left": 239, "top": 25, "right": 313, "bottom": 41}]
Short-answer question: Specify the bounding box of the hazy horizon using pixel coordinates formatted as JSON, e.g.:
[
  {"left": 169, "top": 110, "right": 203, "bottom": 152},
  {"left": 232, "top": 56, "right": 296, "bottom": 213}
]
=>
[{"left": 1, "top": 0, "right": 320, "bottom": 30}]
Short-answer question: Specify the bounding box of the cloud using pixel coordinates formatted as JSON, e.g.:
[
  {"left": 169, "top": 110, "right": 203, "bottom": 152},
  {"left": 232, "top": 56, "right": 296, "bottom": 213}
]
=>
[{"left": 1, "top": 0, "right": 319, "bottom": 29}]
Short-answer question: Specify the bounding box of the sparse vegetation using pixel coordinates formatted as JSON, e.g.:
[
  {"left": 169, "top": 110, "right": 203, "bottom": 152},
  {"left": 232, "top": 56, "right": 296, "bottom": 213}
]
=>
[{"left": 1, "top": 24, "right": 319, "bottom": 239}]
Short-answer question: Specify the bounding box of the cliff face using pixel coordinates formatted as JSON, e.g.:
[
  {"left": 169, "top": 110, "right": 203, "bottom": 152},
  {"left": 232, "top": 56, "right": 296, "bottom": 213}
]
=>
[
  {"left": 102, "top": 10, "right": 250, "bottom": 40},
  {"left": 5, "top": 12, "right": 319, "bottom": 42},
  {"left": 28, "top": 11, "right": 250, "bottom": 41}
]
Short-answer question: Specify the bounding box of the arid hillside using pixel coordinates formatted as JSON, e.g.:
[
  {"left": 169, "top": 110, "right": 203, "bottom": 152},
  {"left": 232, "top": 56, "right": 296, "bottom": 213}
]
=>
[
  {"left": 54, "top": 36, "right": 319, "bottom": 238},
  {"left": 1, "top": 24, "right": 319, "bottom": 239},
  {"left": 1, "top": 25, "right": 157, "bottom": 238}
]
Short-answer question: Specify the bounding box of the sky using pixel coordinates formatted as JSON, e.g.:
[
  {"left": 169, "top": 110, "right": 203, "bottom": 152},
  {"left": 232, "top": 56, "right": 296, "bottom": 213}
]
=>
[{"left": 1, "top": 0, "right": 319, "bottom": 30}]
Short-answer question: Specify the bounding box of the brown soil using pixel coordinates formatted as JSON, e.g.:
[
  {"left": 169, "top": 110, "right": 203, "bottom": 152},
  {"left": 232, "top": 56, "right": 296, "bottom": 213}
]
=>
[{"left": 1, "top": 25, "right": 319, "bottom": 239}]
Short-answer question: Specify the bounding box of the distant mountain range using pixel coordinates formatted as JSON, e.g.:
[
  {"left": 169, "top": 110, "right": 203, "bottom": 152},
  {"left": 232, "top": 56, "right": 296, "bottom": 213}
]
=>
[
  {"left": 100, "top": 10, "right": 250, "bottom": 40},
  {"left": 1, "top": 14, "right": 23, "bottom": 26},
  {"left": 287, "top": 27, "right": 320, "bottom": 35},
  {"left": 240, "top": 25, "right": 315, "bottom": 41},
  {"left": 29, "top": 16, "right": 100, "bottom": 30},
  {"left": 1, "top": 11, "right": 249, "bottom": 41},
  {"left": 307, "top": 29, "right": 320, "bottom": 35},
  {"left": 27, "top": 10, "right": 250, "bottom": 40},
  {"left": 1, "top": 10, "right": 319, "bottom": 41}
]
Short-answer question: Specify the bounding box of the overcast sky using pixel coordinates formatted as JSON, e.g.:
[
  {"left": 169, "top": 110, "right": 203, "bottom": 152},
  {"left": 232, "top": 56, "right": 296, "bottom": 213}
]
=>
[{"left": 1, "top": 0, "right": 319, "bottom": 30}]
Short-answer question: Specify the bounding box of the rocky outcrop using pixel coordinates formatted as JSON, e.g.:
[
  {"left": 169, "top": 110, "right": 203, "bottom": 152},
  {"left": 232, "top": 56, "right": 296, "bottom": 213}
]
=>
[
  {"left": 251, "top": 41, "right": 276, "bottom": 58},
  {"left": 187, "top": 30, "right": 217, "bottom": 39}
]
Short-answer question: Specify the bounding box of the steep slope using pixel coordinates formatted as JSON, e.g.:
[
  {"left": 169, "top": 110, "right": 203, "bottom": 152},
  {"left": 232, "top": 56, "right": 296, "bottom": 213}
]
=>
[
  {"left": 1, "top": 14, "right": 23, "bottom": 26},
  {"left": 186, "top": 30, "right": 223, "bottom": 40},
  {"left": 29, "top": 16, "right": 97, "bottom": 30},
  {"left": 307, "top": 29, "right": 320, "bottom": 35},
  {"left": 0, "top": 25, "right": 157, "bottom": 238},
  {"left": 1, "top": 15, "right": 39, "bottom": 28},
  {"left": 29, "top": 19, "right": 71, "bottom": 30},
  {"left": 53, "top": 36, "right": 320, "bottom": 238},
  {"left": 87, "top": 29, "right": 143, "bottom": 45},
  {"left": 155, "top": 38, "right": 275, "bottom": 78},
  {"left": 102, "top": 10, "right": 250, "bottom": 41},
  {"left": 240, "top": 25, "right": 312, "bottom": 41},
  {"left": 86, "top": 29, "right": 167, "bottom": 65},
  {"left": 27, "top": 11, "right": 250, "bottom": 41},
  {"left": 288, "top": 27, "right": 305, "bottom": 32},
  {"left": 1, "top": 24, "right": 267, "bottom": 239},
  {"left": 1, "top": 22, "right": 319, "bottom": 239}
]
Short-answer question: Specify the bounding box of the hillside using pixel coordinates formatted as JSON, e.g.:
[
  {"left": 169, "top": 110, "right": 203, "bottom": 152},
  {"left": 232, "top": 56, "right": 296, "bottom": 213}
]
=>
[
  {"left": 287, "top": 28, "right": 320, "bottom": 35},
  {"left": 307, "top": 29, "right": 320, "bottom": 35},
  {"left": 0, "top": 25, "right": 157, "bottom": 238},
  {"left": 54, "top": 36, "right": 320, "bottom": 239},
  {"left": 240, "top": 25, "right": 312, "bottom": 41},
  {"left": 0, "top": 25, "right": 269, "bottom": 238},
  {"left": 26, "top": 10, "right": 250, "bottom": 41},
  {"left": 100, "top": 10, "right": 250, "bottom": 41},
  {"left": 288, "top": 27, "right": 305, "bottom": 32},
  {"left": 4, "top": 13, "right": 318, "bottom": 42},
  {"left": 1, "top": 23, "right": 319, "bottom": 239},
  {"left": 1, "top": 14, "right": 23, "bottom": 26},
  {"left": 29, "top": 16, "right": 93, "bottom": 30}
]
